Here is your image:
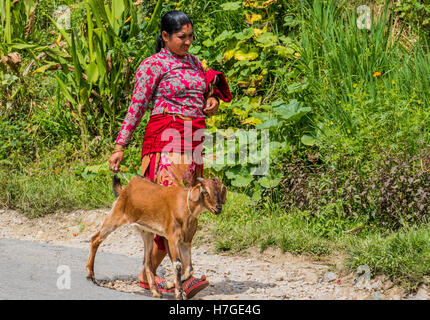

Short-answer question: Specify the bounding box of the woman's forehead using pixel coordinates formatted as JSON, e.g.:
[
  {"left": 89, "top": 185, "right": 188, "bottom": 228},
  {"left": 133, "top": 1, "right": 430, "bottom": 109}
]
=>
[{"left": 177, "top": 23, "right": 193, "bottom": 34}]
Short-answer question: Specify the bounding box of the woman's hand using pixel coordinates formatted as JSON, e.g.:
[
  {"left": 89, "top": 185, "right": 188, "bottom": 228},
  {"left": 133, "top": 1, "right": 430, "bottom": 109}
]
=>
[
  {"left": 203, "top": 97, "right": 219, "bottom": 117},
  {"left": 109, "top": 144, "right": 125, "bottom": 173}
]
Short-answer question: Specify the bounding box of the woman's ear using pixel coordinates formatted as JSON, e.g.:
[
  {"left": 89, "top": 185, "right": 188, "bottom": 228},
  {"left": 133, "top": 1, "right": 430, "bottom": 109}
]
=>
[{"left": 161, "top": 30, "right": 169, "bottom": 42}]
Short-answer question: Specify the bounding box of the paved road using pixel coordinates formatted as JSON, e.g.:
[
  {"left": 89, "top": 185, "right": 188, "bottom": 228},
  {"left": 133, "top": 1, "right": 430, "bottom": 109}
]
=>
[{"left": 0, "top": 238, "right": 154, "bottom": 300}]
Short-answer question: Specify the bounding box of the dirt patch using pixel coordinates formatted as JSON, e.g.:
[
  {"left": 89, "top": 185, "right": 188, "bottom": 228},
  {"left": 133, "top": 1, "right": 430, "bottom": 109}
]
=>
[{"left": 0, "top": 208, "right": 427, "bottom": 300}]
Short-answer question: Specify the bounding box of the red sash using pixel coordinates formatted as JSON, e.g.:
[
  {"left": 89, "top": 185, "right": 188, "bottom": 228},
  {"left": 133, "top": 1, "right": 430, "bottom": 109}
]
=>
[{"left": 141, "top": 114, "right": 206, "bottom": 159}]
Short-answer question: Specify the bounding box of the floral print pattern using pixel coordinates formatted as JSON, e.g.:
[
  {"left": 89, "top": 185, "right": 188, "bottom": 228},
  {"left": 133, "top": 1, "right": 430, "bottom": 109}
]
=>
[
  {"left": 116, "top": 48, "right": 206, "bottom": 146},
  {"left": 155, "top": 152, "right": 197, "bottom": 188}
]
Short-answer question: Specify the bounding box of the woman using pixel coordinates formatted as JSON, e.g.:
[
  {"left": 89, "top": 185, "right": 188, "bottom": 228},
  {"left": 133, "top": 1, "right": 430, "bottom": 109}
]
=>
[{"left": 108, "top": 11, "right": 225, "bottom": 299}]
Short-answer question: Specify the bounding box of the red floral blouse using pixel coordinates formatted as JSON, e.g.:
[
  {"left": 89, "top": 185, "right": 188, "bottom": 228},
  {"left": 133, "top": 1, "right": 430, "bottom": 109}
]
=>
[{"left": 115, "top": 48, "right": 207, "bottom": 146}]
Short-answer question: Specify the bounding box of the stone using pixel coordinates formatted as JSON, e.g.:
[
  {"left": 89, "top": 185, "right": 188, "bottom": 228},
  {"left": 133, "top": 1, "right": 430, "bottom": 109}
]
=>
[
  {"left": 373, "top": 291, "right": 383, "bottom": 300},
  {"left": 414, "top": 287, "right": 429, "bottom": 300},
  {"left": 324, "top": 271, "right": 336, "bottom": 282},
  {"left": 383, "top": 280, "right": 394, "bottom": 291}
]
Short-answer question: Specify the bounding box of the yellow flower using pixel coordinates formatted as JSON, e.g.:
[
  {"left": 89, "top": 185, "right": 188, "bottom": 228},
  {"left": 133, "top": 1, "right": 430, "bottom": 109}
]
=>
[
  {"left": 145, "top": 16, "right": 150, "bottom": 21},
  {"left": 418, "top": 99, "right": 422, "bottom": 104},
  {"left": 352, "top": 83, "right": 357, "bottom": 88},
  {"left": 347, "top": 129, "right": 351, "bottom": 134},
  {"left": 294, "top": 52, "right": 301, "bottom": 58},
  {"left": 392, "top": 79, "right": 396, "bottom": 84},
  {"left": 330, "top": 121, "right": 334, "bottom": 125},
  {"left": 201, "top": 59, "right": 208, "bottom": 71},
  {"left": 125, "top": 16, "right": 132, "bottom": 23},
  {"left": 373, "top": 71, "right": 382, "bottom": 77}
]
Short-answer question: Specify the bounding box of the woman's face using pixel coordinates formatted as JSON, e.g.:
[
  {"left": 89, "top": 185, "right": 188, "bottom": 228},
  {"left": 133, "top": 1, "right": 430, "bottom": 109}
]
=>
[{"left": 162, "top": 23, "right": 194, "bottom": 57}]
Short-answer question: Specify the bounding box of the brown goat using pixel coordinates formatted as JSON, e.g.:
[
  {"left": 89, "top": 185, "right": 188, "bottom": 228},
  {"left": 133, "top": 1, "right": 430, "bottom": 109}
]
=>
[{"left": 86, "top": 175, "right": 227, "bottom": 299}]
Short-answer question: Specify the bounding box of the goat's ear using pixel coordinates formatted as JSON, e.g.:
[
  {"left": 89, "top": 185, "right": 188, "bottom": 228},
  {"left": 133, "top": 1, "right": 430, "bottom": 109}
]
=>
[
  {"left": 220, "top": 184, "right": 227, "bottom": 204},
  {"left": 190, "top": 185, "right": 202, "bottom": 202}
]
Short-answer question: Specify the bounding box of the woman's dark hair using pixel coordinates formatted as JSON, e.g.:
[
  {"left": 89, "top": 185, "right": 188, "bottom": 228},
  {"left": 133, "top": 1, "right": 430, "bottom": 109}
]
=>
[{"left": 155, "top": 11, "right": 193, "bottom": 53}]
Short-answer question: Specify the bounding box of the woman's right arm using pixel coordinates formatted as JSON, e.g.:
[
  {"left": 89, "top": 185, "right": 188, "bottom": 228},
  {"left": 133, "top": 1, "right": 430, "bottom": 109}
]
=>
[
  {"left": 115, "top": 58, "right": 163, "bottom": 146},
  {"left": 109, "top": 58, "right": 163, "bottom": 173}
]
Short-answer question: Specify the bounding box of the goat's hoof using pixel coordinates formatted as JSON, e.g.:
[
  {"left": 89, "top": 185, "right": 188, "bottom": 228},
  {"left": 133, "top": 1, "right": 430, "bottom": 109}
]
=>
[
  {"left": 175, "top": 290, "right": 184, "bottom": 300},
  {"left": 152, "top": 291, "right": 162, "bottom": 299},
  {"left": 86, "top": 271, "right": 95, "bottom": 282}
]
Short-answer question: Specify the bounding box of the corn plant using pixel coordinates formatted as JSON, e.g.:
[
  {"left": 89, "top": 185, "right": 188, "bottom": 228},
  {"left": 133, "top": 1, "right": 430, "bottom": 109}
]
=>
[
  {"left": 20, "top": 0, "right": 164, "bottom": 151},
  {"left": 0, "top": 0, "right": 38, "bottom": 45}
]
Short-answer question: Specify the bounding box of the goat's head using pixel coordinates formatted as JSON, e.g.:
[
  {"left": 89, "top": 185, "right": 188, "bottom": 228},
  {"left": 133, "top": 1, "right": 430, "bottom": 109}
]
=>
[{"left": 190, "top": 177, "right": 227, "bottom": 215}]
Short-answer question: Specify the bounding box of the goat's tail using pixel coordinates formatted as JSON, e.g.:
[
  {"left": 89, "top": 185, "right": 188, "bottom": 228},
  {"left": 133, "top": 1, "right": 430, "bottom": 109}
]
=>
[{"left": 112, "top": 175, "right": 122, "bottom": 198}]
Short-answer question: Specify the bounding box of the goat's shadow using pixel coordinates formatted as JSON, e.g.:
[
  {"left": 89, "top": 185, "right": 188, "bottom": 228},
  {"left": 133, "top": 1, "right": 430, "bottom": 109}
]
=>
[{"left": 92, "top": 274, "right": 275, "bottom": 300}]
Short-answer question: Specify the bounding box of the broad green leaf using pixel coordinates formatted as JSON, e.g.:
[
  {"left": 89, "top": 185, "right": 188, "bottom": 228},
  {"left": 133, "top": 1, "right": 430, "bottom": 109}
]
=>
[
  {"left": 258, "top": 176, "right": 282, "bottom": 188},
  {"left": 283, "top": 15, "right": 300, "bottom": 27},
  {"left": 273, "top": 99, "right": 311, "bottom": 122},
  {"left": 112, "top": 0, "right": 125, "bottom": 32},
  {"left": 202, "top": 39, "right": 214, "bottom": 47},
  {"left": 214, "top": 30, "right": 235, "bottom": 43},
  {"left": 222, "top": 49, "right": 235, "bottom": 62},
  {"left": 86, "top": 61, "right": 99, "bottom": 84},
  {"left": 256, "top": 119, "right": 278, "bottom": 129},
  {"left": 275, "top": 45, "right": 295, "bottom": 57},
  {"left": 231, "top": 174, "right": 253, "bottom": 187},
  {"left": 7, "top": 43, "right": 39, "bottom": 50},
  {"left": 235, "top": 28, "right": 254, "bottom": 41},
  {"left": 220, "top": 1, "right": 242, "bottom": 11},
  {"left": 256, "top": 32, "right": 278, "bottom": 48},
  {"left": 234, "top": 49, "right": 258, "bottom": 61},
  {"left": 2, "top": 74, "right": 18, "bottom": 85},
  {"left": 301, "top": 134, "right": 316, "bottom": 146},
  {"left": 252, "top": 189, "right": 262, "bottom": 201}
]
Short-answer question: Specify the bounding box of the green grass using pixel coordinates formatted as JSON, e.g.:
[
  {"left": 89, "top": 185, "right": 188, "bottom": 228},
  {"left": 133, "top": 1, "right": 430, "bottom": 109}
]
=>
[
  {"left": 200, "top": 191, "right": 430, "bottom": 289},
  {"left": 0, "top": 168, "right": 114, "bottom": 218},
  {"left": 345, "top": 225, "right": 430, "bottom": 289},
  {"left": 200, "top": 192, "right": 334, "bottom": 255}
]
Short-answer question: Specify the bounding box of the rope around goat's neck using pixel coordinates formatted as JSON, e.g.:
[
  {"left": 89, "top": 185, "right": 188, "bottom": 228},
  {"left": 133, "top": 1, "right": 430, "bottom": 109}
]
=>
[
  {"left": 187, "top": 185, "right": 203, "bottom": 217},
  {"left": 187, "top": 188, "right": 193, "bottom": 216},
  {"left": 120, "top": 172, "right": 130, "bottom": 183}
]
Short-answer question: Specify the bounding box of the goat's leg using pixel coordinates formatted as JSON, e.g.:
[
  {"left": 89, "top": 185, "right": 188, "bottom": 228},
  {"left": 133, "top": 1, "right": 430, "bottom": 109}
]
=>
[
  {"left": 86, "top": 207, "right": 128, "bottom": 282},
  {"left": 142, "top": 231, "right": 162, "bottom": 298},
  {"left": 167, "top": 237, "right": 184, "bottom": 300},
  {"left": 134, "top": 228, "right": 174, "bottom": 289},
  {"left": 178, "top": 242, "right": 193, "bottom": 281}
]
